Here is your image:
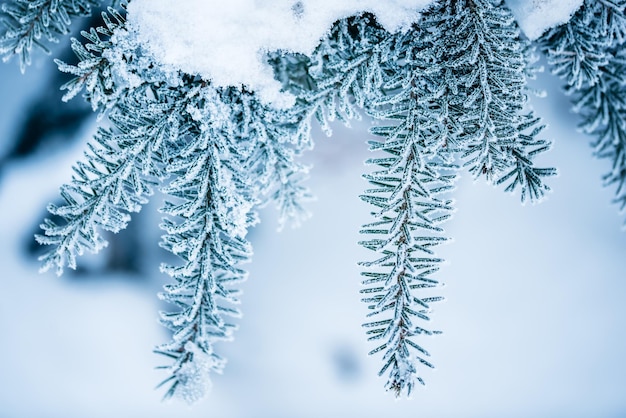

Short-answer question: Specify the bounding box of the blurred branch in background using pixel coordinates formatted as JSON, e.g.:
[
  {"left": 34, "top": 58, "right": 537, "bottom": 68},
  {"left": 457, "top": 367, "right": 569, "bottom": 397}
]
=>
[{"left": 0, "top": 9, "right": 149, "bottom": 277}]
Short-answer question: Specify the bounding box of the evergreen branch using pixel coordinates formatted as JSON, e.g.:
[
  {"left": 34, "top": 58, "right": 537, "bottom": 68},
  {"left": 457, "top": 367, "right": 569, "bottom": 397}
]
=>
[
  {"left": 539, "top": 0, "right": 626, "bottom": 91},
  {"left": 360, "top": 137, "right": 453, "bottom": 397},
  {"left": 540, "top": 1, "right": 626, "bottom": 220},
  {"left": 422, "top": 0, "right": 555, "bottom": 201},
  {"left": 20, "top": 0, "right": 582, "bottom": 404},
  {"left": 573, "top": 49, "right": 626, "bottom": 220},
  {"left": 54, "top": 7, "right": 125, "bottom": 112},
  {"left": 294, "top": 13, "right": 390, "bottom": 134},
  {"left": 265, "top": 16, "right": 393, "bottom": 226},
  {"left": 229, "top": 90, "right": 314, "bottom": 229},
  {"left": 156, "top": 86, "right": 257, "bottom": 404},
  {"left": 360, "top": 46, "right": 455, "bottom": 396},
  {"left": 36, "top": 85, "right": 181, "bottom": 275},
  {"left": 0, "top": 0, "right": 102, "bottom": 72},
  {"left": 494, "top": 114, "right": 557, "bottom": 203}
]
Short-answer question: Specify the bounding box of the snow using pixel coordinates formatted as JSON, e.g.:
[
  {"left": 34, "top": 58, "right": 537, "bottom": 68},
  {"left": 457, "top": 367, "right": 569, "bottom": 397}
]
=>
[
  {"left": 505, "top": 0, "right": 584, "bottom": 40},
  {"left": 174, "top": 342, "right": 217, "bottom": 404},
  {"left": 126, "top": 0, "right": 431, "bottom": 107},
  {"left": 127, "top": 0, "right": 582, "bottom": 105}
]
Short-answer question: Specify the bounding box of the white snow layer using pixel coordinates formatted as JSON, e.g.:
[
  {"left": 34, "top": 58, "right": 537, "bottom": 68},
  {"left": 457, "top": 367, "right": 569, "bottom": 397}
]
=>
[
  {"left": 127, "top": 0, "right": 582, "bottom": 105},
  {"left": 505, "top": 0, "right": 583, "bottom": 40},
  {"left": 126, "top": 0, "right": 430, "bottom": 106}
]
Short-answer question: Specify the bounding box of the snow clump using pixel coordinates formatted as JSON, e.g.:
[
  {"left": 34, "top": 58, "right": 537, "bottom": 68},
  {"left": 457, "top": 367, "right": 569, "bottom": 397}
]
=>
[
  {"left": 505, "top": 0, "right": 584, "bottom": 40},
  {"left": 126, "top": 0, "right": 432, "bottom": 107},
  {"left": 127, "top": 0, "right": 583, "bottom": 105}
]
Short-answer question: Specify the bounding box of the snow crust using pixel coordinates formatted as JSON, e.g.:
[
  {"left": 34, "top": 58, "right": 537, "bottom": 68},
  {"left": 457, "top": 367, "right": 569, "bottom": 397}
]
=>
[
  {"left": 505, "top": 0, "right": 583, "bottom": 40},
  {"left": 126, "top": 0, "right": 431, "bottom": 106}
]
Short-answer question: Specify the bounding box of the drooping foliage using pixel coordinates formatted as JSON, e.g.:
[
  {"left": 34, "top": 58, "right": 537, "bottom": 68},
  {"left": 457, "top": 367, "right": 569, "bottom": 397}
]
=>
[
  {"left": 2, "top": 0, "right": 620, "bottom": 405},
  {"left": 539, "top": 0, "right": 626, "bottom": 223},
  {"left": 352, "top": 0, "right": 555, "bottom": 395},
  {"left": 0, "top": 0, "right": 102, "bottom": 72}
]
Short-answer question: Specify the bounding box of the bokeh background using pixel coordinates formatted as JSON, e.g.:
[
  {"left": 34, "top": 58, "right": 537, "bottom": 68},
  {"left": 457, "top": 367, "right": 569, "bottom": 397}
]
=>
[{"left": 1, "top": 16, "right": 625, "bottom": 418}]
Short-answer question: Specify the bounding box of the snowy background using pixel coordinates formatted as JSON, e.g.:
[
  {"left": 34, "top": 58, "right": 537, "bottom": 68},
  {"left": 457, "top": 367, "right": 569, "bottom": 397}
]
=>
[{"left": 1, "top": 9, "right": 626, "bottom": 418}]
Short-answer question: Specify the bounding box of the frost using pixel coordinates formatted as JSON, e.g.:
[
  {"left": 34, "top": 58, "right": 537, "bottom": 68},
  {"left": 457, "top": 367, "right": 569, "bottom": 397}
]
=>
[
  {"left": 173, "top": 342, "right": 218, "bottom": 404},
  {"left": 126, "top": 0, "right": 432, "bottom": 106},
  {"left": 505, "top": 0, "right": 584, "bottom": 40},
  {"left": 104, "top": 28, "right": 183, "bottom": 89}
]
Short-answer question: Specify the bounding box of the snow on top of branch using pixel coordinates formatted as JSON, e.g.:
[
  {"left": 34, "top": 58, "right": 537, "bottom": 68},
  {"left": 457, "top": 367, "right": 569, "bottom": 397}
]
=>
[
  {"left": 127, "top": 0, "right": 583, "bottom": 105},
  {"left": 505, "top": 0, "right": 584, "bottom": 40},
  {"left": 127, "top": 0, "right": 431, "bottom": 107}
]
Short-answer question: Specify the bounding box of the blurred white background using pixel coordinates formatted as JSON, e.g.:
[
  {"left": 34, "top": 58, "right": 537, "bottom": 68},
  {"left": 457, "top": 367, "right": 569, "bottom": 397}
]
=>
[{"left": 0, "top": 39, "right": 625, "bottom": 417}]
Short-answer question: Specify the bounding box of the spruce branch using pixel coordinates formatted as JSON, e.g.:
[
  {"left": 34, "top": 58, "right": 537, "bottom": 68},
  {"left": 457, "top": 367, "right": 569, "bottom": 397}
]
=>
[
  {"left": 539, "top": 0, "right": 626, "bottom": 91},
  {"left": 360, "top": 111, "right": 454, "bottom": 397},
  {"left": 246, "top": 105, "right": 314, "bottom": 229},
  {"left": 0, "top": 0, "right": 103, "bottom": 72},
  {"left": 359, "top": 32, "right": 456, "bottom": 395},
  {"left": 297, "top": 13, "right": 389, "bottom": 134},
  {"left": 540, "top": 0, "right": 626, "bottom": 220},
  {"left": 54, "top": 7, "right": 126, "bottom": 112},
  {"left": 156, "top": 86, "right": 258, "bottom": 403},
  {"left": 423, "top": 0, "right": 556, "bottom": 201},
  {"left": 574, "top": 49, "right": 626, "bottom": 221},
  {"left": 541, "top": 12, "right": 608, "bottom": 90},
  {"left": 36, "top": 85, "right": 182, "bottom": 275}
]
